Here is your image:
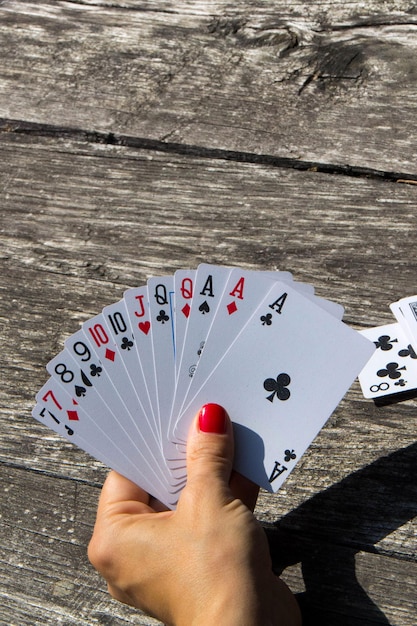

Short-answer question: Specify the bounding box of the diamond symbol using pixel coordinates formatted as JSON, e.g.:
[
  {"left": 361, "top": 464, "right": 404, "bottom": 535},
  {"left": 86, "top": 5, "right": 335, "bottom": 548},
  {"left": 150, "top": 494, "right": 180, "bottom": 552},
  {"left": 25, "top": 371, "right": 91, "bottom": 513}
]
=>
[
  {"left": 227, "top": 301, "right": 238, "bottom": 315},
  {"left": 105, "top": 348, "right": 116, "bottom": 361},
  {"left": 182, "top": 303, "right": 191, "bottom": 318},
  {"left": 67, "top": 410, "right": 79, "bottom": 421}
]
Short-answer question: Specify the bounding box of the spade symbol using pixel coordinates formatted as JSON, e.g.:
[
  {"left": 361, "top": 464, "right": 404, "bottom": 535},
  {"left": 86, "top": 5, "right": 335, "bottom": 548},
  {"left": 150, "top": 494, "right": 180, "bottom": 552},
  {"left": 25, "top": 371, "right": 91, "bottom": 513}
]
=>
[
  {"left": 75, "top": 385, "right": 87, "bottom": 397},
  {"left": 199, "top": 301, "right": 210, "bottom": 315},
  {"left": 80, "top": 369, "right": 92, "bottom": 387}
]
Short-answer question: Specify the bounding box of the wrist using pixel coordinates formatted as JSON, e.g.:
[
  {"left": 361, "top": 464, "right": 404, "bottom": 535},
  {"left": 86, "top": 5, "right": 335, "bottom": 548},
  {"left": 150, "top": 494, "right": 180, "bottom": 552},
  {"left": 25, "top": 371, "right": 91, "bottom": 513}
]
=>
[{"left": 180, "top": 572, "right": 300, "bottom": 626}]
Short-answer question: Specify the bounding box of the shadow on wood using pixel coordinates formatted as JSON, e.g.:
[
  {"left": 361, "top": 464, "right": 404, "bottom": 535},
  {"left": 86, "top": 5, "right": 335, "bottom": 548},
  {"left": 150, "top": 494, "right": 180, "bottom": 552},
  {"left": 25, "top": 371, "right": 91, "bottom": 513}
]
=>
[{"left": 264, "top": 442, "right": 417, "bottom": 625}]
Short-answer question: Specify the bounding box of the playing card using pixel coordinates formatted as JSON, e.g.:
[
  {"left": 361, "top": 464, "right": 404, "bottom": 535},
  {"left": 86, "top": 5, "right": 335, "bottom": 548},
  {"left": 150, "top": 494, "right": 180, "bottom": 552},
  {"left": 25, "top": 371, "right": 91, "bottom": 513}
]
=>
[
  {"left": 80, "top": 312, "right": 161, "bottom": 455},
  {"left": 48, "top": 336, "right": 173, "bottom": 490},
  {"left": 169, "top": 264, "right": 233, "bottom": 433},
  {"left": 358, "top": 322, "right": 417, "bottom": 399},
  {"left": 171, "top": 269, "right": 278, "bottom": 440},
  {"left": 70, "top": 321, "right": 172, "bottom": 484},
  {"left": 390, "top": 296, "right": 417, "bottom": 348},
  {"left": 171, "top": 271, "right": 343, "bottom": 442},
  {"left": 36, "top": 374, "right": 178, "bottom": 506},
  {"left": 123, "top": 285, "right": 158, "bottom": 423},
  {"left": 147, "top": 275, "right": 184, "bottom": 465},
  {"left": 33, "top": 264, "right": 372, "bottom": 510},
  {"left": 33, "top": 378, "right": 173, "bottom": 500},
  {"left": 102, "top": 300, "right": 154, "bottom": 416},
  {"left": 173, "top": 269, "right": 196, "bottom": 376},
  {"left": 176, "top": 281, "right": 374, "bottom": 491}
]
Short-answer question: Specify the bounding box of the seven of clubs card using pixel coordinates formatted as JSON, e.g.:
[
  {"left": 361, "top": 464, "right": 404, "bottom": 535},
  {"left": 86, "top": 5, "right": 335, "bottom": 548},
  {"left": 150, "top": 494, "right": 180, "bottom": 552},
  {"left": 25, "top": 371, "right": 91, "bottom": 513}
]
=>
[{"left": 33, "top": 265, "right": 376, "bottom": 509}]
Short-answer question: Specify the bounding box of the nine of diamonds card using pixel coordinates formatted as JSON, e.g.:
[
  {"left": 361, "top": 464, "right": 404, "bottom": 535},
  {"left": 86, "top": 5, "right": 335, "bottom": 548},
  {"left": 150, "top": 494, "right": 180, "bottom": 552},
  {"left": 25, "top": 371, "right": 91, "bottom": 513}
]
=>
[{"left": 32, "top": 264, "right": 375, "bottom": 508}]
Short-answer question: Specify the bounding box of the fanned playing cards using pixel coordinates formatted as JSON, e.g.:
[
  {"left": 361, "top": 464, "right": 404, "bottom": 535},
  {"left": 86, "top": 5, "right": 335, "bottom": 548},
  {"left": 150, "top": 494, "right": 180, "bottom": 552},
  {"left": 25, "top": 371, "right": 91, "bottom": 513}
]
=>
[{"left": 32, "top": 265, "right": 374, "bottom": 508}]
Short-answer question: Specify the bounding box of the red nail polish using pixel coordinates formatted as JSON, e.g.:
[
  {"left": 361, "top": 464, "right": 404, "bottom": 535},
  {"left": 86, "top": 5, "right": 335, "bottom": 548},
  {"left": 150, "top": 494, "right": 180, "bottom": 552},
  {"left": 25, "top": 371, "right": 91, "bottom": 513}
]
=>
[{"left": 198, "top": 403, "right": 227, "bottom": 434}]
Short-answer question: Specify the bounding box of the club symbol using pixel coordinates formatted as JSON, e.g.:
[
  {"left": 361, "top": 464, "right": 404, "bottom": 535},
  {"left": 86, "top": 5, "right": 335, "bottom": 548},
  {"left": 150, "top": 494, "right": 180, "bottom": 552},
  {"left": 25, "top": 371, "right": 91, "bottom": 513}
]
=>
[
  {"left": 263, "top": 373, "right": 291, "bottom": 402},
  {"left": 197, "top": 341, "right": 205, "bottom": 356},
  {"left": 156, "top": 309, "right": 169, "bottom": 324},
  {"left": 374, "top": 335, "right": 398, "bottom": 351},
  {"left": 284, "top": 449, "right": 296, "bottom": 462},
  {"left": 90, "top": 363, "right": 102, "bottom": 377},
  {"left": 377, "top": 362, "right": 406, "bottom": 380},
  {"left": 260, "top": 313, "right": 272, "bottom": 326},
  {"left": 398, "top": 344, "right": 417, "bottom": 359},
  {"left": 121, "top": 336, "right": 134, "bottom": 351},
  {"left": 394, "top": 379, "right": 407, "bottom": 387}
]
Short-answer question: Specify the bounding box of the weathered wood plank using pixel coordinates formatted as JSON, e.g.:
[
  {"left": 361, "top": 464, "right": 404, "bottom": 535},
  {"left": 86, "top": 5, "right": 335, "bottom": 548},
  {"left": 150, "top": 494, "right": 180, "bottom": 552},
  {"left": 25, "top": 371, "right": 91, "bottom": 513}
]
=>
[
  {"left": 1, "top": 133, "right": 417, "bottom": 624},
  {"left": 1, "top": 130, "right": 417, "bottom": 318},
  {"left": 0, "top": 1, "right": 416, "bottom": 173},
  {"left": 1, "top": 467, "right": 416, "bottom": 625},
  {"left": 0, "top": 467, "right": 163, "bottom": 625}
]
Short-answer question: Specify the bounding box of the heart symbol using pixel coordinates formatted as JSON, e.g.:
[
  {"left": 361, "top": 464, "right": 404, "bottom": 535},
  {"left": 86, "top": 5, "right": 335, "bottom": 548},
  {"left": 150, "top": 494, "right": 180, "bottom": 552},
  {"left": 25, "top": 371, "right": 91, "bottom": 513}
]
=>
[{"left": 139, "top": 321, "right": 151, "bottom": 335}]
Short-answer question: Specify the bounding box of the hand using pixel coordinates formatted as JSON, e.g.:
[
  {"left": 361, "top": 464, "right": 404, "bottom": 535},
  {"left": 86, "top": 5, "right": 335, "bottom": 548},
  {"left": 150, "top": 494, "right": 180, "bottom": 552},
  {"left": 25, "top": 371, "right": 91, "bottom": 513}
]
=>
[{"left": 88, "top": 404, "right": 301, "bottom": 626}]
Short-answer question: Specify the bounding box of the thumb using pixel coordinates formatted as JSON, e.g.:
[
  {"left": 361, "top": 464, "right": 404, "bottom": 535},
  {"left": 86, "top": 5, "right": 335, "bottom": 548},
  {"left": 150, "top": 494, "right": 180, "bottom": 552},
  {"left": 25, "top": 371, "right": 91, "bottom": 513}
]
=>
[{"left": 183, "top": 404, "right": 234, "bottom": 507}]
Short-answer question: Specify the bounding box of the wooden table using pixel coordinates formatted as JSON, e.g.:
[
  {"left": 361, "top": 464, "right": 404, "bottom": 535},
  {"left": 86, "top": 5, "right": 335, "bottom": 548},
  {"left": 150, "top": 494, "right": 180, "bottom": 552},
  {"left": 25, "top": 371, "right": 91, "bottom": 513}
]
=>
[{"left": 1, "top": 2, "right": 416, "bottom": 624}]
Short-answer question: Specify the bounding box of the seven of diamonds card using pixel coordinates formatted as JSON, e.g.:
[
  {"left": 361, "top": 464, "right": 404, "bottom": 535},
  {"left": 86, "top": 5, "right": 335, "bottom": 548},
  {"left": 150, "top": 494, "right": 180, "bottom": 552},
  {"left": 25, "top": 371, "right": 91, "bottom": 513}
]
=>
[{"left": 32, "top": 264, "right": 376, "bottom": 508}]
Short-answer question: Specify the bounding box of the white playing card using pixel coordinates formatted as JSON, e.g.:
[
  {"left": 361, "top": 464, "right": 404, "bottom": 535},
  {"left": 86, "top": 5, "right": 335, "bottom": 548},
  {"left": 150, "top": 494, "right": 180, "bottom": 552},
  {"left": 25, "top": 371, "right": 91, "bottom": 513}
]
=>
[
  {"left": 263, "top": 272, "right": 345, "bottom": 319},
  {"left": 123, "top": 285, "right": 158, "bottom": 423},
  {"left": 101, "top": 300, "right": 161, "bottom": 450},
  {"left": 176, "top": 281, "right": 374, "bottom": 491},
  {"left": 73, "top": 319, "right": 172, "bottom": 483},
  {"left": 390, "top": 296, "right": 417, "bottom": 348},
  {"left": 102, "top": 300, "right": 154, "bottom": 415},
  {"left": 169, "top": 264, "right": 233, "bottom": 435},
  {"left": 33, "top": 378, "right": 177, "bottom": 506},
  {"left": 171, "top": 270, "right": 340, "bottom": 443},
  {"left": 38, "top": 369, "right": 178, "bottom": 506},
  {"left": 147, "top": 275, "right": 182, "bottom": 465},
  {"left": 49, "top": 336, "right": 171, "bottom": 491},
  {"left": 173, "top": 268, "right": 196, "bottom": 377},
  {"left": 81, "top": 312, "right": 156, "bottom": 442},
  {"left": 171, "top": 269, "right": 278, "bottom": 441},
  {"left": 358, "top": 322, "right": 417, "bottom": 399}
]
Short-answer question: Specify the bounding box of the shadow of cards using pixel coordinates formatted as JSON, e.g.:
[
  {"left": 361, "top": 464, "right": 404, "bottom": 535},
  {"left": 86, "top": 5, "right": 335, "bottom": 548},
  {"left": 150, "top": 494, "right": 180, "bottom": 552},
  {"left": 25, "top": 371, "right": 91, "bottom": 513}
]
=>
[{"left": 264, "top": 442, "right": 417, "bottom": 625}]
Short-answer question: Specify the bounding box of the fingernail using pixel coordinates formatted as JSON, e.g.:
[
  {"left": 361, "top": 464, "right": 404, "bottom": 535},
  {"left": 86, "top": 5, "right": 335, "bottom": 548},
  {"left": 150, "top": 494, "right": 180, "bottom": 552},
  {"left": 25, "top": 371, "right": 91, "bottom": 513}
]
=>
[{"left": 198, "top": 403, "right": 227, "bottom": 434}]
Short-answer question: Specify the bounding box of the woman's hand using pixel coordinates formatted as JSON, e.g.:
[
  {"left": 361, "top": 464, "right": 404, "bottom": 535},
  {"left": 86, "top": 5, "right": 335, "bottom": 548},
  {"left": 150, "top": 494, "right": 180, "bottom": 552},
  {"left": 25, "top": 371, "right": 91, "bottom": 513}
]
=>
[{"left": 88, "top": 403, "right": 301, "bottom": 626}]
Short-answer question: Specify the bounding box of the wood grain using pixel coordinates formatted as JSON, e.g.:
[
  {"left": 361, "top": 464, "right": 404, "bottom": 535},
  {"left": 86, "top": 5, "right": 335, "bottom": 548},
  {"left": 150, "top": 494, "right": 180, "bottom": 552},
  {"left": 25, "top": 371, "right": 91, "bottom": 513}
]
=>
[
  {"left": 0, "top": 1, "right": 416, "bottom": 173},
  {"left": 1, "top": 2, "right": 417, "bottom": 624},
  {"left": 1, "top": 131, "right": 416, "bottom": 624}
]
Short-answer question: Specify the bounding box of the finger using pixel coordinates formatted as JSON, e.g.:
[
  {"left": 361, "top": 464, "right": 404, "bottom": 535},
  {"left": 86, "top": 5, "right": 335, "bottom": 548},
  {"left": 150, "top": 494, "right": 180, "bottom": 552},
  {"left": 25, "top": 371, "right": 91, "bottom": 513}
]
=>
[
  {"left": 183, "top": 404, "right": 234, "bottom": 506},
  {"left": 229, "top": 470, "right": 259, "bottom": 512},
  {"left": 96, "top": 471, "right": 156, "bottom": 517}
]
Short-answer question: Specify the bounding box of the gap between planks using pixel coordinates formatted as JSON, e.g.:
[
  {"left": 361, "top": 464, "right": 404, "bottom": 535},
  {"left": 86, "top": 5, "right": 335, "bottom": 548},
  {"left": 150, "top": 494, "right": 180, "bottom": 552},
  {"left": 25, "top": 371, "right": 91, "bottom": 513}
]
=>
[{"left": 1, "top": 117, "right": 417, "bottom": 185}]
